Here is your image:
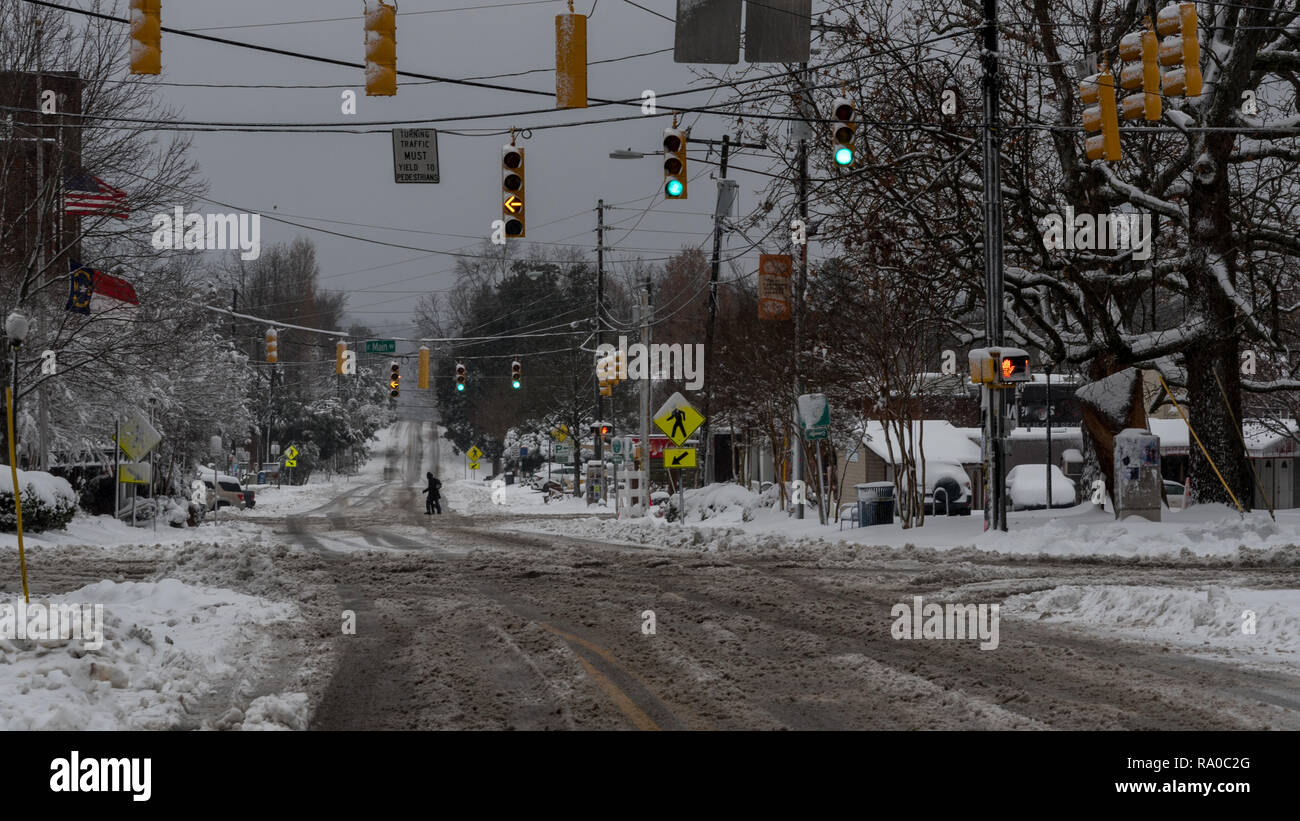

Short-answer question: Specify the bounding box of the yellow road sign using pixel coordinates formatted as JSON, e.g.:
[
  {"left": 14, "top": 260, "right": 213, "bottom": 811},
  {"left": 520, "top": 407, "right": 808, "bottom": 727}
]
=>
[
  {"left": 285, "top": 459, "right": 297, "bottom": 467},
  {"left": 552, "top": 426, "right": 568, "bottom": 442},
  {"left": 654, "top": 395, "right": 705, "bottom": 446},
  {"left": 663, "top": 448, "right": 696, "bottom": 468},
  {"left": 285, "top": 445, "right": 300, "bottom": 460},
  {"left": 504, "top": 194, "right": 522, "bottom": 214},
  {"left": 467, "top": 445, "right": 484, "bottom": 461},
  {"left": 469, "top": 461, "right": 480, "bottom": 471}
]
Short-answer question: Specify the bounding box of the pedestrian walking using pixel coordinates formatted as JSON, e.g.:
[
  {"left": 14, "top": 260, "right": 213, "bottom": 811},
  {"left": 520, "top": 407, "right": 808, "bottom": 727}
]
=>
[{"left": 424, "top": 472, "right": 442, "bottom": 515}]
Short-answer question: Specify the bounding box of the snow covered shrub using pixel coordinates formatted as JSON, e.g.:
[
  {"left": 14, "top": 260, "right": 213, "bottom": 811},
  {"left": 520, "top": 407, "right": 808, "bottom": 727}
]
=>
[{"left": 0, "top": 468, "right": 78, "bottom": 532}]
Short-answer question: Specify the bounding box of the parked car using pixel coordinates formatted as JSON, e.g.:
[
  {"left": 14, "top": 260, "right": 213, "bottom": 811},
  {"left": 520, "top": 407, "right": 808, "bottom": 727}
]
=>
[
  {"left": 202, "top": 473, "right": 251, "bottom": 510},
  {"left": 1163, "top": 478, "right": 1187, "bottom": 509},
  {"left": 898, "top": 461, "right": 974, "bottom": 515},
  {"left": 1005, "top": 464, "right": 1077, "bottom": 510}
]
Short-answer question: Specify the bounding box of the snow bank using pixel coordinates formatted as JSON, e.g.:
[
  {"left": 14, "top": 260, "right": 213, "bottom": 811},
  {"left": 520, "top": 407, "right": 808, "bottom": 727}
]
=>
[
  {"left": 1002, "top": 584, "right": 1300, "bottom": 669},
  {"left": 0, "top": 578, "right": 302, "bottom": 730},
  {"left": 0, "top": 514, "right": 265, "bottom": 551}
]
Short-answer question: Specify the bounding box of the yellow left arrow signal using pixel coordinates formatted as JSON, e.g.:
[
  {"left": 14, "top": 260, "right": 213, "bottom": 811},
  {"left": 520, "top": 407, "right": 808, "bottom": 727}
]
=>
[{"left": 504, "top": 195, "right": 522, "bottom": 214}]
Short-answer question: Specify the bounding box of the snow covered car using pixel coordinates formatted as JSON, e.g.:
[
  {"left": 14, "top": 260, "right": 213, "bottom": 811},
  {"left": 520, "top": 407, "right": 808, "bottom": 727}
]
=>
[
  {"left": 1005, "top": 464, "right": 1077, "bottom": 510},
  {"left": 1163, "top": 478, "right": 1187, "bottom": 509},
  {"left": 922, "top": 462, "right": 973, "bottom": 515},
  {"left": 202, "top": 474, "right": 251, "bottom": 510},
  {"left": 898, "top": 461, "right": 973, "bottom": 515}
]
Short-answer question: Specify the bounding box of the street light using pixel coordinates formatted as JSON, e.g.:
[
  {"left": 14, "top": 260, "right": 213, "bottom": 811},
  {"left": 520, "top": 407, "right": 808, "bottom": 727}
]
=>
[
  {"left": 6, "top": 311, "right": 28, "bottom": 456},
  {"left": 609, "top": 148, "right": 650, "bottom": 159}
]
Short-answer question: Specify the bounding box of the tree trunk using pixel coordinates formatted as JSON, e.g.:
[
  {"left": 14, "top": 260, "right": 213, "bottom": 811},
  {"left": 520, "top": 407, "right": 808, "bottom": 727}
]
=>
[{"left": 1185, "top": 340, "right": 1251, "bottom": 508}]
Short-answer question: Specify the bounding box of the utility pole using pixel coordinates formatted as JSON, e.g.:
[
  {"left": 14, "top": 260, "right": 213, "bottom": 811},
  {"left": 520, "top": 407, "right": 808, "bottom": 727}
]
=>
[
  {"left": 792, "top": 62, "right": 810, "bottom": 520},
  {"left": 981, "top": 0, "right": 1008, "bottom": 532},
  {"left": 594, "top": 199, "right": 604, "bottom": 472},
  {"left": 700, "top": 134, "right": 729, "bottom": 489},
  {"left": 692, "top": 133, "right": 762, "bottom": 488},
  {"left": 639, "top": 279, "right": 652, "bottom": 515}
]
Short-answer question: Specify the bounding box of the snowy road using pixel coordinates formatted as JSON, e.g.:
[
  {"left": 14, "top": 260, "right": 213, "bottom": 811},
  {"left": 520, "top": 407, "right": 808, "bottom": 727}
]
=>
[{"left": 240, "top": 422, "right": 1300, "bottom": 731}]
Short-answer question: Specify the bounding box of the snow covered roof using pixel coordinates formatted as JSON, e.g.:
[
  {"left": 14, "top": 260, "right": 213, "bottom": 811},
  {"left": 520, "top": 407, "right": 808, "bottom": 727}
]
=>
[
  {"left": 858, "top": 420, "right": 982, "bottom": 465},
  {"left": 1147, "top": 418, "right": 1299, "bottom": 457}
]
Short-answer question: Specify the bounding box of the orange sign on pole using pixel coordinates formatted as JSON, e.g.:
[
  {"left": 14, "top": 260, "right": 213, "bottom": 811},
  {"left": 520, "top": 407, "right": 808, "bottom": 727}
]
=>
[{"left": 757, "top": 254, "right": 792, "bottom": 320}]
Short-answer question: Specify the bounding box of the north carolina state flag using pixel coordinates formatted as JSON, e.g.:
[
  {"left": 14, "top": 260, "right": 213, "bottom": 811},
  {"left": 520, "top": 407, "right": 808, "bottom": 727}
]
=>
[{"left": 91, "top": 270, "right": 139, "bottom": 305}]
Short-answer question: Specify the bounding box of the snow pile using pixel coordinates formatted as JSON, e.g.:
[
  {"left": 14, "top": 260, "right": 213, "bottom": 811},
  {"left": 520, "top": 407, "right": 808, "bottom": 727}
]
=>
[
  {"left": 0, "top": 578, "right": 302, "bottom": 730},
  {"left": 0, "top": 468, "right": 76, "bottom": 506},
  {"left": 1002, "top": 584, "right": 1300, "bottom": 667},
  {"left": 0, "top": 514, "right": 266, "bottom": 551},
  {"left": 680, "top": 483, "right": 763, "bottom": 523}
]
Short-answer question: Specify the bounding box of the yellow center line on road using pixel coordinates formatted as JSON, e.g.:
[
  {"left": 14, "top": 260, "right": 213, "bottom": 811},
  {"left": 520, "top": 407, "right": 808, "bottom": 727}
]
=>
[{"left": 541, "top": 623, "right": 660, "bottom": 731}]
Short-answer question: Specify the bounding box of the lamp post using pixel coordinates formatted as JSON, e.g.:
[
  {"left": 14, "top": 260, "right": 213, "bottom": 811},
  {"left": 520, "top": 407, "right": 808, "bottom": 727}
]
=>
[
  {"left": 6, "top": 311, "right": 29, "bottom": 459},
  {"left": 1043, "top": 358, "right": 1054, "bottom": 510}
]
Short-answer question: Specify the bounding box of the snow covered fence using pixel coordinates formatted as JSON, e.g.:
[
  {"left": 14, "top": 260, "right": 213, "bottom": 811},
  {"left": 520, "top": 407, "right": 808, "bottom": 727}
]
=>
[{"left": 0, "top": 468, "right": 77, "bottom": 532}]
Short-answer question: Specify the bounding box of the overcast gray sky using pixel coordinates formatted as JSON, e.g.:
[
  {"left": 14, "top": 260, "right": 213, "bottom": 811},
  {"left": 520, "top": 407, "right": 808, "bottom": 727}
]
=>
[{"left": 148, "top": 1, "right": 821, "bottom": 336}]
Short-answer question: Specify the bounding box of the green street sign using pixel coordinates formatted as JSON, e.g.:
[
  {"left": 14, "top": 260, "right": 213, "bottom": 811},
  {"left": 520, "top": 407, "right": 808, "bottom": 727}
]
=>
[{"left": 365, "top": 339, "right": 397, "bottom": 354}]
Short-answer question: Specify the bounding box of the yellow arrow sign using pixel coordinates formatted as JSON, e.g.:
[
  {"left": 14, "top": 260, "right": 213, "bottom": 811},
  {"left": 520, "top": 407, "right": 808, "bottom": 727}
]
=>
[
  {"left": 664, "top": 448, "right": 696, "bottom": 468},
  {"left": 654, "top": 401, "right": 705, "bottom": 446},
  {"left": 285, "top": 459, "right": 297, "bottom": 467},
  {"left": 504, "top": 194, "right": 522, "bottom": 214},
  {"left": 467, "top": 445, "right": 484, "bottom": 461},
  {"left": 469, "top": 461, "right": 480, "bottom": 471}
]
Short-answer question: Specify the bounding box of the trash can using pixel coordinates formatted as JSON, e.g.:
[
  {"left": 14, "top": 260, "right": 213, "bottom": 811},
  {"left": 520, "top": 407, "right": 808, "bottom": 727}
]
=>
[
  {"left": 856, "top": 482, "right": 895, "bottom": 526},
  {"left": 505, "top": 472, "right": 515, "bottom": 486}
]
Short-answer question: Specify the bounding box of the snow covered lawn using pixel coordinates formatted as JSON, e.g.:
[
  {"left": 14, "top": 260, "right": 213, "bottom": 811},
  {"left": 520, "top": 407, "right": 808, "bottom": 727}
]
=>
[{"left": 0, "top": 578, "right": 303, "bottom": 730}]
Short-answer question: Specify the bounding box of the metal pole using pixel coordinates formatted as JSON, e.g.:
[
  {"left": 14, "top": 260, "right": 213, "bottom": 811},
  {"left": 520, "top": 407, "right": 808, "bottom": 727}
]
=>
[
  {"left": 981, "top": 0, "right": 1007, "bottom": 531},
  {"left": 150, "top": 403, "right": 157, "bottom": 532},
  {"left": 113, "top": 418, "right": 119, "bottom": 520},
  {"left": 639, "top": 281, "right": 652, "bottom": 515},
  {"left": 594, "top": 200, "right": 604, "bottom": 468},
  {"left": 701, "top": 134, "right": 730, "bottom": 488},
  {"left": 792, "top": 63, "right": 809, "bottom": 520},
  {"left": 1045, "top": 365, "right": 1053, "bottom": 509}
]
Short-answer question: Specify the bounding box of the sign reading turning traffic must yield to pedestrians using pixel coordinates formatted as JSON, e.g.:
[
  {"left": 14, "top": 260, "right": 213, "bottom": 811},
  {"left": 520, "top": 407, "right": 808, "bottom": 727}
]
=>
[
  {"left": 654, "top": 391, "right": 705, "bottom": 447},
  {"left": 391, "top": 128, "right": 440, "bottom": 183}
]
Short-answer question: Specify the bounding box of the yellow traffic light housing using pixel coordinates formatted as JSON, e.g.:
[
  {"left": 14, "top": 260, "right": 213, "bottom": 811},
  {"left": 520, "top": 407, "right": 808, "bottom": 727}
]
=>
[
  {"left": 418, "top": 346, "right": 430, "bottom": 389},
  {"left": 1118, "top": 28, "right": 1162, "bottom": 122},
  {"left": 129, "top": 0, "right": 162, "bottom": 75},
  {"left": 1157, "top": 2, "right": 1202, "bottom": 98},
  {"left": 831, "top": 97, "right": 856, "bottom": 166},
  {"left": 663, "top": 127, "right": 688, "bottom": 199},
  {"left": 264, "top": 328, "right": 278, "bottom": 364},
  {"left": 1081, "top": 66, "right": 1121, "bottom": 162},
  {"left": 364, "top": 0, "right": 397, "bottom": 96},
  {"left": 336, "top": 341, "right": 347, "bottom": 374},
  {"left": 502, "top": 145, "right": 525, "bottom": 238},
  {"left": 555, "top": 9, "right": 587, "bottom": 109}
]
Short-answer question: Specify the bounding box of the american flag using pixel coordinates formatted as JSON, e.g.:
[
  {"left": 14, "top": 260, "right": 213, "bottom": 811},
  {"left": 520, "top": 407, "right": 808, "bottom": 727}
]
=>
[{"left": 63, "top": 169, "right": 129, "bottom": 219}]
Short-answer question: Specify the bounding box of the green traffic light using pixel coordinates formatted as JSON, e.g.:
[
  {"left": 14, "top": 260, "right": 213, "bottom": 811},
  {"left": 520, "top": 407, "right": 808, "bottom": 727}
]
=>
[
  {"left": 511, "top": 379, "right": 521, "bottom": 389},
  {"left": 834, "top": 146, "right": 854, "bottom": 166},
  {"left": 456, "top": 383, "right": 465, "bottom": 392},
  {"left": 665, "top": 179, "right": 684, "bottom": 198}
]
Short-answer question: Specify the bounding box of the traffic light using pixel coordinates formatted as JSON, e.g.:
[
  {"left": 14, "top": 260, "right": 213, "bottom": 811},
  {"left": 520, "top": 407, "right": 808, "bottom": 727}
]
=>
[
  {"left": 336, "top": 341, "right": 347, "bottom": 374},
  {"left": 1081, "top": 66, "right": 1121, "bottom": 162},
  {"left": 510, "top": 359, "right": 522, "bottom": 389},
  {"left": 614, "top": 350, "right": 627, "bottom": 383},
  {"left": 1157, "top": 2, "right": 1202, "bottom": 98},
  {"left": 831, "top": 97, "right": 856, "bottom": 166},
  {"left": 389, "top": 361, "right": 401, "bottom": 397},
  {"left": 455, "top": 362, "right": 467, "bottom": 392},
  {"left": 555, "top": 9, "right": 587, "bottom": 109},
  {"left": 418, "top": 345, "right": 429, "bottom": 389},
  {"left": 264, "top": 328, "right": 278, "bottom": 364},
  {"left": 1118, "top": 27, "right": 1163, "bottom": 122},
  {"left": 663, "top": 127, "right": 688, "bottom": 199},
  {"left": 997, "top": 352, "right": 1031, "bottom": 384},
  {"left": 363, "top": 0, "right": 397, "bottom": 96},
  {"left": 129, "top": 0, "right": 162, "bottom": 75},
  {"left": 502, "top": 145, "right": 525, "bottom": 238}
]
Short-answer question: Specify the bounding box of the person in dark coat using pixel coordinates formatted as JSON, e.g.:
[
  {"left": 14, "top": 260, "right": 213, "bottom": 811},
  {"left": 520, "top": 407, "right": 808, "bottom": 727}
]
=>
[{"left": 424, "top": 472, "right": 442, "bottom": 514}]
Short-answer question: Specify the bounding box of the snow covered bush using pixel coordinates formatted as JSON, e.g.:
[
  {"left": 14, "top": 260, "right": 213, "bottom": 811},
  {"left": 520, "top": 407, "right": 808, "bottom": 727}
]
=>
[{"left": 0, "top": 468, "right": 78, "bottom": 532}]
